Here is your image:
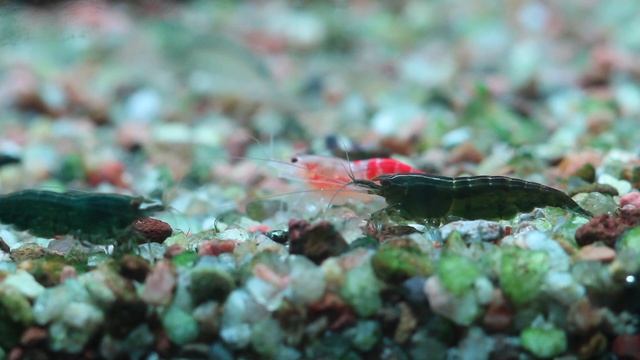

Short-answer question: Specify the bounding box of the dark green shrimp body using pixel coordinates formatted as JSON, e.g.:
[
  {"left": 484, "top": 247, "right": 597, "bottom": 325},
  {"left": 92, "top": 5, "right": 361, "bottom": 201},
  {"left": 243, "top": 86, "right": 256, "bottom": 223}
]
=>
[
  {"left": 357, "top": 174, "right": 592, "bottom": 220},
  {"left": 0, "top": 190, "right": 163, "bottom": 242}
]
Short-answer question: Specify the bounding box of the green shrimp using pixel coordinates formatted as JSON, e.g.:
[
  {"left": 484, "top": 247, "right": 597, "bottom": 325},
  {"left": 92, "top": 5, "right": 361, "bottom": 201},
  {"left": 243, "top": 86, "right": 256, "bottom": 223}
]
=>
[
  {"left": 354, "top": 173, "right": 592, "bottom": 220},
  {"left": 0, "top": 189, "right": 164, "bottom": 243}
]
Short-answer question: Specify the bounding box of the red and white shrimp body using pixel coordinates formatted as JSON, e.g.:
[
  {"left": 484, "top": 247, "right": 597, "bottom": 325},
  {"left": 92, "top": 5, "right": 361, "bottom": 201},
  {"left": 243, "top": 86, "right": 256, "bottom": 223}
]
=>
[{"left": 288, "top": 155, "right": 423, "bottom": 202}]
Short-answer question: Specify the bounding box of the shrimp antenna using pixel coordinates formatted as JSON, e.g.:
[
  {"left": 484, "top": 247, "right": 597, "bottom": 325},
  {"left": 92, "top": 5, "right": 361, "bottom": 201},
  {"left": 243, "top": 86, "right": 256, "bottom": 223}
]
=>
[{"left": 320, "top": 139, "right": 363, "bottom": 216}]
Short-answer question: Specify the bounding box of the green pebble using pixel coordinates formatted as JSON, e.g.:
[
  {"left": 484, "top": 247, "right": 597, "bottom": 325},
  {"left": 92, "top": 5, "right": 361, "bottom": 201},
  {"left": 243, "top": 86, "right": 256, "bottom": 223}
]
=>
[
  {"left": 162, "top": 306, "right": 199, "bottom": 345},
  {"left": 0, "top": 288, "right": 33, "bottom": 325},
  {"left": 49, "top": 321, "right": 92, "bottom": 353},
  {"left": 372, "top": 246, "right": 432, "bottom": 283},
  {"left": 250, "top": 318, "right": 283, "bottom": 357},
  {"left": 572, "top": 163, "right": 596, "bottom": 183},
  {"left": 437, "top": 254, "right": 479, "bottom": 296},
  {"left": 0, "top": 289, "right": 29, "bottom": 349},
  {"left": 499, "top": 247, "right": 549, "bottom": 305},
  {"left": 189, "top": 266, "right": 235, "bottom": 304},
  {"left": 340, "top": 262, "right": 382, "bottom": 317},
  {"left": 619, "top": 226, "right": 640, "bottom": 253},
  {"left": 573, "top": 192, "right": 618, "bottom": 216},
  {"left": 344, "top": 320, "right": 381, "bottom": 352},
  {"left": 171, "top": 251, "right": 199, "bottom": 268},
  {"left": 520, "top": 326, "right": 567, "bottom": 358}
]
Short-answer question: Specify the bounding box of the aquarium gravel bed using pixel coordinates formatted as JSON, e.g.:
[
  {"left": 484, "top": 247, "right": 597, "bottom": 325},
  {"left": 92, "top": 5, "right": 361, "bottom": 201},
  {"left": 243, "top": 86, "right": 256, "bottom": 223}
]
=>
[{"left": 1, "top": 1, "right": 640, "bottom": 359}]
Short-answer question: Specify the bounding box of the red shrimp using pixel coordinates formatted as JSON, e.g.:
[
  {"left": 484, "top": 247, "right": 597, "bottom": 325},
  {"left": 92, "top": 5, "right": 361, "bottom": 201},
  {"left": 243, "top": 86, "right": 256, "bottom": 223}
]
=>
[{"left": 288, "top": 155, "right": 423, "bottom": 197}]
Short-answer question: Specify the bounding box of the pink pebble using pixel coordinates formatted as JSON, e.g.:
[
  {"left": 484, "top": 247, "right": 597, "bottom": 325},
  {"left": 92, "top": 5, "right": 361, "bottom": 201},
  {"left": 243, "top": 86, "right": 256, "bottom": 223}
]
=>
[{"left": 620, "top": 191, "right": 640, "bottom": 209}]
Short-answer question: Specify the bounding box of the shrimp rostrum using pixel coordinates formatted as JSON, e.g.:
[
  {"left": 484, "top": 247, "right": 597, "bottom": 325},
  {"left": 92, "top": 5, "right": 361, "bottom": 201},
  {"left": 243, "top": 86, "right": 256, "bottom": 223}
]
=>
[
  {"left": 354, "top": 173, "right": 592, "bottom": 221},
  {"left": 0, "top": 189, "right": 164, "bottom": 243}
]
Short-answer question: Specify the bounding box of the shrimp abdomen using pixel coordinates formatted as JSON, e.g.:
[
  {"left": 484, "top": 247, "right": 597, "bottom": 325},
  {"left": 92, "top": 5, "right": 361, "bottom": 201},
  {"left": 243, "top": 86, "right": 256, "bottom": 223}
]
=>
[
  {"left": 448, "top": 176, "right": 590, "bottom": 219},
  {"left": 375, "top": 174, "right": 591, "bottom": 220}
]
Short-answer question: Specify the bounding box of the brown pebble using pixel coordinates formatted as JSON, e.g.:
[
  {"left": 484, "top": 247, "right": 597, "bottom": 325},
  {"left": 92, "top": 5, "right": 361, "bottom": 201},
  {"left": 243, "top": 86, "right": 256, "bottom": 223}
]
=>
[
  {"left": 394, "top": 302, "right": 417, "bottom": 344},
  {"left": 289, "top": 220, "right": 348, "bottom": 264},
  {"left": 449, "top": 142, "right": 484, "bottom": 164},
  {"left": 575, "top": 213, "right": 633, "bottom": 247},
  {"left": 132, "top": 217, "right": 172, "bottom": 243},
  {"left": 567, "top": 299, "right": 603, "bottom": 334},
  {"left": 483, "top": 290, "right": 513, "bottom": 332},
  {"left": 577, "top": 245, "right": 616, "bottom": 262},
  {"left": 119, "top": 255, "right": 151, "bottom": 282},
  {"left": 308, "top": 292, "right": 356, "bottom": 330},
  {"left": 578, "top": 332, "right": 607, "bottom": 359},
  {"left": 20, "top": 327, "right": 48, "bottom": 347},
  {"left": 198, "top": 240, "right": 236, "bottom": 257}
]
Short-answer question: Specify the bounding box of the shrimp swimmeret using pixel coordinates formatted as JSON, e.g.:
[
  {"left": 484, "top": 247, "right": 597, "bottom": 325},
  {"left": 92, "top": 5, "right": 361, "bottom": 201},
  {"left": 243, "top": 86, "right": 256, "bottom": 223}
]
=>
[{"left": 284, "top": 155, "right": 424, "bottom": 203}]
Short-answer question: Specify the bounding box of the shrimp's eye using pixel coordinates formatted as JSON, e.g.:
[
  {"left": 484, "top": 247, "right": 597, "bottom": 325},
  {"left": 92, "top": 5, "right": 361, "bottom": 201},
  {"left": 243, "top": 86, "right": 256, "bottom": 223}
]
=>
[{"left": 291, "top": 157, "right": 298, "bottom": 163}]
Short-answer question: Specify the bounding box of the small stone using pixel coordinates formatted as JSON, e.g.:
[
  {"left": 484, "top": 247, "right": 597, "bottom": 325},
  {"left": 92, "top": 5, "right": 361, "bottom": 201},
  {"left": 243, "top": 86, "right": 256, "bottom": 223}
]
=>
[
  {"left": 193, "top": 301, "right": 220, "bottom": 339},
  {"left": 62, "top": 302, "right": 103, "bottom": 331},
  {"left": 10, "top": 244, "right": 46, "bottom": 262},
  {"left": 520, "top": 326, "right": 567, "bottom": 358},
  {"left": 198, "top": 240, "right": 236, "bottom": 257},
  {"left": 498, "top": 247, "right": 549, "bottom": 305},
  {"left": 567, "top": 299, "right": 603, "bottom": 334},
  {"left": 576, "top": 214, "right": 630, "bottom": 247},
  {"left": 456, "top": 327, "right": 495, "bottom": 360},
  {"left": 119, "top": 254, "right": 151, "bottom": 282},
  {"left": 619, "top": 226, "right": 640, "bottom": 254},
  {"left": 573, "top": 192, "right": 618, "bottom": 216},
  {"left": 572, "top": 163, "right": 596, "bottom": 183},
  {"left": 577, "top": 245, "right": 616, "bottom": 262},
  {"left": 189, "top": 262, "right": 235, "bottom": 304},
  {"left": 308, "top": 292, "right": 356, "bottom": 330},
  {"left": 171, "top": 251, "right": 199, "bottom": 268},
  {"left": 20, "top": 327, "right": 47, "bottom": 347},
  {"left": 343, "top": 320, "right": 381, "bottom": 352},
  {"left": 439, "top": 220, "right": 504, "bottom": 243},
  {"left": 0, "top": 287, "right": 33, "bottom": 325},
  {"left": 162, "top": 306, "right": 199, "bottom": 346},
  {"left": 371, "top": 245, "right": 433, "bottom": 283},
  {"left": 339, "top": 261, "right": 382, "bottom": 317},
  {"left": 393, "top": 302, "right": 417, "bottom": 343},
  {"left": 578, "top": 332, "right": 607, "bottom": 359},
  {"left": 401, "top": 276, "right": 428, "bottom": 305},
  {"left": 287, "top": 255, "right": 326, "bottom": 304},
  {"left": 482, "top": 291, "right": 513, "bottom": 332},
  {"left": 613, "top": 334, "right": 640, "bottom": 359},
  {"left": 59, "top": 265, "right": 77, "bottom": 283},
  {"left": 132, "top": 217, "right": 173, "bottom": 243},
  {"left": 250, "top": 318, "right": 283, "bottom": 357},
  {"left": 289, "top": 220, "right": 348, "bottom": 264},
  {"left": 598, "top": 173, "right": 632, "bottom": 195},
  {"left": 621, "top": 191, "right": 640, "bottom": 210},
  {"left": 424, "top": 276, "right": 479, "bottom": 326},
  {"left": 2, "top": 270, "right": 45, "bottom": 299},
  {"left": 141, "top": 261, "right": 176, "bottom": 306},
  {"left": 437, "top": 254, "right": 480, "bottom": 296},
  {"left": 164, "top": 244, "right": 185, "bottom": 259}
]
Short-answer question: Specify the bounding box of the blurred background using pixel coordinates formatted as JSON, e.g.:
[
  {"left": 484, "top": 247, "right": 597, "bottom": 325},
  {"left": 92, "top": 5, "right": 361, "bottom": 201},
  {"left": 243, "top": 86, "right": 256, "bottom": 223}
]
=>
[{"left": 1, "top": 0, "right": 640, "bottom": 223}]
